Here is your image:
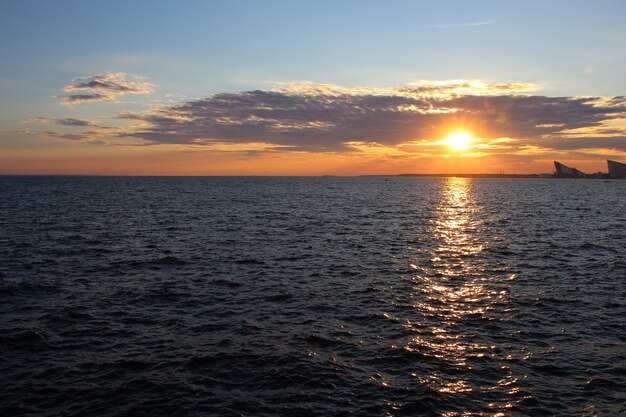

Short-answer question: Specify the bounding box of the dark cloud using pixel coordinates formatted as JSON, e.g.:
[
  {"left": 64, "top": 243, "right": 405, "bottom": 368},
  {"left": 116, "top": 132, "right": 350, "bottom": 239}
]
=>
[
  {"left": 69, "top": 80, "right": 136, "bottom": 93},
  {"left": 439, "top": 95, "right": 623, "bottom": 139},
  {"left": 29, "top": 117, "right": 97, "bottom": 126},
  {"left": 534, "top": 136, "right": 626, "bottom": 151},
  {"left": 42, "top": 130, "right": 95, "bottom": 141},
  {"left": 61, "top": 72, "right": 152, "bottom": 104},
  {"left": 120, "top": 84, "right": 626, "bottom": 152},
  {"left": 57, "top": 118, "right": 97, "bottom": 126},
  {"left": 61, "top": 93, "right": 112, "bottom": 104},
  {"left": 38, "top": 130, "right": 112, "bottom": 145},
  {"left": 121, "top": 90, "right": 449, "bottom": 150}
]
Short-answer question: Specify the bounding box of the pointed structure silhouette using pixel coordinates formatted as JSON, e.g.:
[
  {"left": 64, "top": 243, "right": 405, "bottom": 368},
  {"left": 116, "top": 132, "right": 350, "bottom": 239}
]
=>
[{"left": 607, "top": 160, "right": 626, "bottom": 178}]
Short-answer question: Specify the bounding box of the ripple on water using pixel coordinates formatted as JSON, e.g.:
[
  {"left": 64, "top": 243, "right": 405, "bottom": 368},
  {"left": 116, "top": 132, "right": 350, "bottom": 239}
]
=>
[{"left": 0, "top": 176, "right": 624, "bottom": 416}]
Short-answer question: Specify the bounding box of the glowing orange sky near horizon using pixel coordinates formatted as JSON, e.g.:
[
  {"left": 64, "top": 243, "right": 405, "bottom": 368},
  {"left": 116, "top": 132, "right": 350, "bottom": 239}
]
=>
[
  {"left": 0, "top": 139, "right": 614, "bottom": 176},
  {"left": 3, "top": 104, "right": 622, "bottom": 176}
]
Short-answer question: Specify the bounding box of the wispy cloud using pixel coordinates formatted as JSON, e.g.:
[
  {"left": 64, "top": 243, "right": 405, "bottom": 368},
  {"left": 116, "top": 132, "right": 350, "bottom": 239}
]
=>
[
  {"left": 42, "top": 130, "right": 99, "bottom": 142},
  {"left": 60, "top": 72, "right": 153, "bottom": 104},
  {"left": 20, "top": 125, "right": 127, "bottom": 145},
  {"left": 272, "top": 79, "right": 537, "bottom": 98},
  {"left": 26, "top": 117, "right": 97, "bottom": 127},
  {"left": 425, "top": 20, "right": 495, "bottom": 29}
]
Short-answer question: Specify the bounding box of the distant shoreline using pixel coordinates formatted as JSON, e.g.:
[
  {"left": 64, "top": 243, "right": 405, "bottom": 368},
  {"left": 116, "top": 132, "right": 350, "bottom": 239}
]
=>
[
  {"left": 363, "top": 173, "right": 622, "bottom": 179},
  {"left": 0, "top": 174, "right": 622, "bottom": 179},
  {"left": 365, "top": 173, "right": 539, "bottom": 178}
]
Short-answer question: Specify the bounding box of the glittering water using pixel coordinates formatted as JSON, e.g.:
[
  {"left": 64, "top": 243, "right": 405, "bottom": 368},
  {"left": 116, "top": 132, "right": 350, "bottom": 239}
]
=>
[{"left": 1, "top": 176, "right": 624, "bottom": 416}]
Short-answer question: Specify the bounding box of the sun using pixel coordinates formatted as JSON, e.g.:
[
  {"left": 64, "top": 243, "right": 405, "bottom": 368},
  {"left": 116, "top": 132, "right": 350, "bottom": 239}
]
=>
[{"left": 446, "top": 130, "right": 474, "bottom": 151}]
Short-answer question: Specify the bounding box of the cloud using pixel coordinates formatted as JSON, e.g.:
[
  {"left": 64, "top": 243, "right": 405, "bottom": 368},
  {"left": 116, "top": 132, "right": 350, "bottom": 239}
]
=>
[
  {"left": 22, "top": 126, "right": 127, "bottom": 145},
  {"left": 60, "top": 72, "right": 153, "bottom": 104},
  {"left": 27, "top": 117, "right": 97, "bottom": 126},
  {"left": 42, "top": 130, "right": 99, "bottom": 142},
  {"left": 533, "top": 136, "right": 626, "bottom": 151},
  {"left": 425, "top": 20, "right": 495, "bottom": 28},
  {"left": 116, "top": 81, "right": 625, "bottom": 154},
  {"left": 36, "top": 79, "right": 625, "bottom": 162},
  {"left": 61, "top": 93, "right": 111, "bottom": 104},
  {"left": 273, "top": 79, "right": 538, "bottom": 99}
]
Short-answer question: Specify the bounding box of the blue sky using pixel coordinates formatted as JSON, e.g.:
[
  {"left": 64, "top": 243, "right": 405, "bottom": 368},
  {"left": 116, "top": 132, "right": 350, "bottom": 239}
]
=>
[
  {"left": 1, "top": 0, "right": 625, "bottom": 174},
  {"left": 3, "top": 0, "right": 624, "bottom": 100}
]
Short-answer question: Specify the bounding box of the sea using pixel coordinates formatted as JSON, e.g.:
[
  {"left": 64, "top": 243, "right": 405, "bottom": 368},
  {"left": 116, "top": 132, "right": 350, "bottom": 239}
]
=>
[{"left": 0, "top": 176, "right": 624, "bottom": 416}]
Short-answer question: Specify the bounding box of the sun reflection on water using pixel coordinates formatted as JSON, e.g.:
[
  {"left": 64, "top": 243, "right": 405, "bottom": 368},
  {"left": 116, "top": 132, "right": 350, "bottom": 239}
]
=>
[{"left": 404, "top": 177, "right": 521, "bottom": 413}]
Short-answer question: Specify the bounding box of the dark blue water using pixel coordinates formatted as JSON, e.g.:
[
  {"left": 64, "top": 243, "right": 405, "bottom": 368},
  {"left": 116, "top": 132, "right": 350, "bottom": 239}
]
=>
[{"left": 1, "top": 176, "right": 624, "bottom": 416}]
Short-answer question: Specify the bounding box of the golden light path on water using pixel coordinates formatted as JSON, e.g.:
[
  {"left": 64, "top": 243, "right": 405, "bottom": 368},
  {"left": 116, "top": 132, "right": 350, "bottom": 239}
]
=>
[{"left": 404, "top": 178, "right": 523, "bottom": 415}]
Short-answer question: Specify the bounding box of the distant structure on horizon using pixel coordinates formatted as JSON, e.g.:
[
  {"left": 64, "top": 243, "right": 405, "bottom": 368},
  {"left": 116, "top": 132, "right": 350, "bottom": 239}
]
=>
[
  {"left": 553, "top": 160, "right": 625, "bottom": 179},
  {"left": 553, "top": 161, "right": 588, "bottom": 178},
  {"left": 394, "top": 160, "right": 625, "bottom": 179},
  {"left": 607, "top": 160, "right": 626, "bottom": 178}
]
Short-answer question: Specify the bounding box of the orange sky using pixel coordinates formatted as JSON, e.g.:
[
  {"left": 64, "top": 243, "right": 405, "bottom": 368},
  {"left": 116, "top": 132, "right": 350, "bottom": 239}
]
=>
[
  {"left": 2, "top": 80, "right": 624, "bottom": 175},
  {"left": 0, "top": 141, "right": 614, "bottom": 176}
]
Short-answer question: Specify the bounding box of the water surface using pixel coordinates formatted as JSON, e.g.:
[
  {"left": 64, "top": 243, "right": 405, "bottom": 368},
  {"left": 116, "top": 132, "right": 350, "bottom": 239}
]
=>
[{"left": 1, "top": 176, "right": 624, "bottom": 416}]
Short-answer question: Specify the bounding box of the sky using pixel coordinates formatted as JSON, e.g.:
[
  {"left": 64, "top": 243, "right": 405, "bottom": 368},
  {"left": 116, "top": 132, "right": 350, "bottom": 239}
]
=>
[{"left": 1, "top": 0, "right": 625, "bottom": 175}]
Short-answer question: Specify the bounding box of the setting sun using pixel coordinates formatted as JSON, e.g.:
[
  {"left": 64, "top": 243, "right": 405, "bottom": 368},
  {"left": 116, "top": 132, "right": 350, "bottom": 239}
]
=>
[{"left": 446, "top": 130, "right": 474, "bottom": 151}]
